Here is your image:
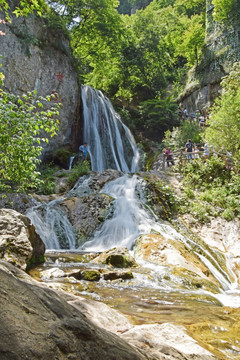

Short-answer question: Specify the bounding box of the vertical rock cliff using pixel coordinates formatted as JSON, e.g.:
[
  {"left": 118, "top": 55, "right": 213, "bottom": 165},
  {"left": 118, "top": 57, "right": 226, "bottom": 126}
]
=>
[
  {"left": 179, "top": 0, "right": 240, "bottom": 113},
  {"left": 0, "top": 6, "right": 81, "bottom": 156}
]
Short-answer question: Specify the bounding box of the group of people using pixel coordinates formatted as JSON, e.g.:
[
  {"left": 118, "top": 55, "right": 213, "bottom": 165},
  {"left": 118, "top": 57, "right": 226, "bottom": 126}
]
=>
[
  {"left": 164, "top": 140, "right": 209, "bottom": 167},
  {"left": 178, "top": 106, "right": 207, "bottom": 127},
  {"left": 185, "top": 139, "right": 209, "bottom": 162}
]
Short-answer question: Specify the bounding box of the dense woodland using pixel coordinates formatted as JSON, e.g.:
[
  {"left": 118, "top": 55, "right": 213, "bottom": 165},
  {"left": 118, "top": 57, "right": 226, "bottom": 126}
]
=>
[{"left": 0, "top": 0, "right": 240, "bottom": 221}]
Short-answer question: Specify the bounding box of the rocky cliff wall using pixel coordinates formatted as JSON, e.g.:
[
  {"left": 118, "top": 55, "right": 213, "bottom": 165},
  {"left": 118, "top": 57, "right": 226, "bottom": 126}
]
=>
[
  {"left": 179, "top": 1, "right": 240, "bottom": 115},
  {"left": 0, "top": 9, "right": 81, "bottom": 157}
]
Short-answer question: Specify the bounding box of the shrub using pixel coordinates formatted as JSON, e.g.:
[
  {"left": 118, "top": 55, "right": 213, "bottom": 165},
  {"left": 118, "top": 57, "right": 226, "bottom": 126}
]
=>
[{"left": 67, "top": 161, "right": 90, "bottom": 188}]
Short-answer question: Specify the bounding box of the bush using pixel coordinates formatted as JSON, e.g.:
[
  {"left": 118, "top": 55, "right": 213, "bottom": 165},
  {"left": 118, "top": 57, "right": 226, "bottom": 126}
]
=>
[
  {"left": 0, "top": 90, "right": 60, "bottom": 192},
  {"left": 67, "top": 161, "right": 90, "bottom": 188},
  {"left": 176, "top": 155, "right": 240, "bottom": 222}
]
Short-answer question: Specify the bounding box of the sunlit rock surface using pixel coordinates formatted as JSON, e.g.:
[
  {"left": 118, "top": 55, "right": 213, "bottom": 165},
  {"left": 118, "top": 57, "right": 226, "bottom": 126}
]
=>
[
  {"left": 0, "top": 261, "right": 146, "bottom": 360},
  {"left": 0, "top": 209, "right": 45, "bottom": 270}
]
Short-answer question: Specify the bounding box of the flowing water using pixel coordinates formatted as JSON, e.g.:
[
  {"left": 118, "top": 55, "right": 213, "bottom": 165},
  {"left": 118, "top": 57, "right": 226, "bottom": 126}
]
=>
[
  {"left": 81, "top": 85, "right": 140, "bottom": 172},
  {"left": 27, "top": 86, "right": 240, "bottom": 359}
]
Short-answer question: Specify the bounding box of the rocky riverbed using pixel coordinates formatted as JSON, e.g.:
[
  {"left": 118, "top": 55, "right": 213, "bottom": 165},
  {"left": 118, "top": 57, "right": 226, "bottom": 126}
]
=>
[{"left": 1, "top": 170, "right": 240, "bottom": 359}]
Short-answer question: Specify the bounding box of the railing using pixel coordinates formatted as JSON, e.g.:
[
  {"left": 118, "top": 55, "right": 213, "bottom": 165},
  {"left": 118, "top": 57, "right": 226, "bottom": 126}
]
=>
[{"left": 161, "top": 147, "right": 234, "bottom": 170}]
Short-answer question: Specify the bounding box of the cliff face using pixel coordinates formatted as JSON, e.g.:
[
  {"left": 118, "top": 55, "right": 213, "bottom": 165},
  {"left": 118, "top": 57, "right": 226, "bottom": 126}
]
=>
[
  {"left": 0, "top": 9, "right": 81, "bottom": 156},
  {"left": 179, "top": 0, "right": 240, "bottom": 114}
]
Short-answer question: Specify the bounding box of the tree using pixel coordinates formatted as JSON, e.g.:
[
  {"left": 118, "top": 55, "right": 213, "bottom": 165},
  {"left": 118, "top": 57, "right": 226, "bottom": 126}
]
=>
[
  {"left": 0, "top": 91, "right": 60, "bottom": 191},
  {"left": 212, "top": 0, "right": 239, "bottom": 22},
  {"left": 0, "top": 0, "right": 46, "bottom": 18},
  {"left": 139, "top": 97, "right": 178, "bottom": 141},
  {"left": 205, "top": 62, "right": 240, "bottom": 167}
]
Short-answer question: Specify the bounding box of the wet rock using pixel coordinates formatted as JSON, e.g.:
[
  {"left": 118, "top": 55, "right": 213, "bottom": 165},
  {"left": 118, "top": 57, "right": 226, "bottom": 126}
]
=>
[
  {"left": 0, "top": 209, "right": 45, "bottom": 270},
  {"left": 81, "top": 270, "right": 101, "bottom": 281},
  {"left": 103, "top": 270, "right": 134, "bottom": 281},
  {"left": 59, "top": 194, "right": 113, "bottom": 246},
  {"left": 41, "top": 268, "right": 66, "bottom": 279},
  {"left": 69, "top": 270, "right": 82, "bottom": 280},
  {"left": 68, "top": 269, "right": 101, "bottom": 281},
  {"left": 182, "top": 215, "right": 240, "bottom": 285},
  {"left": 93, "top": 247, "right": 137, "bottom": 268},
  {"left": 138, "top": 172, "right": 175, "bottom": 220},
  {"left": 0, "top": 260, "right": 145, "bottom": 360},
  {"left": 87, "top": 169, "right": 122, "bottom": 193},
  {"left": 134, "top": 233, "right": 221, "bottom": 291}
]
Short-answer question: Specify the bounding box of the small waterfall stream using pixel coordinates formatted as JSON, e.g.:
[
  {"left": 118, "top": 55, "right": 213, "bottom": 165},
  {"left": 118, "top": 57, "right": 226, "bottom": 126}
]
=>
[{"left": 81, "top": 85, "right": 140, "bottom": 172}]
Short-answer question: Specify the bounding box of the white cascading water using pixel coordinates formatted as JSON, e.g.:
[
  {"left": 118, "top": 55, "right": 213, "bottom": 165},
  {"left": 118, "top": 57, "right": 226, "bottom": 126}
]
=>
[
  {"left": 81, "top": 85, "right": 140, "bottom": 172},
  {"left": 27, "top": 199, "right": 76, "bottom": 250},
  {"left": 81, "top": 174, "right": 182, "bottom": 251}
]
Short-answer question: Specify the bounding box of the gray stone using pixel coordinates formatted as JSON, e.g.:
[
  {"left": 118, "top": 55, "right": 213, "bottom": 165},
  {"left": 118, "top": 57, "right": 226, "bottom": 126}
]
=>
[
  {"left": 0, "top": 260, "right": 146, "bottom": 360},
  {"left": 0, "top": 9, "right": 81, "bottom": 156},
  {"left": 0, "top": 208, "right": 45, "bottom": 270}
]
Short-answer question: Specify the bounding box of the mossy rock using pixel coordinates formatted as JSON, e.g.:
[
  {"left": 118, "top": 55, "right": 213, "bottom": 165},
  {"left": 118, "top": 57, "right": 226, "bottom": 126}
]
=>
[
  {"left": 93, "top": 247, "right": 137, "bottom": 268},
  {"left": 106, "top": 254, "right": 134, "bottom": 268},
  {"left": 81, "top": 270, "right": 101, "bottom": 281}
]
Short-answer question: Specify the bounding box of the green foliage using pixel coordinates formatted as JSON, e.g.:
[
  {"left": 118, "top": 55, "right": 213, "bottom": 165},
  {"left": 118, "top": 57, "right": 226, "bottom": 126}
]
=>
[
  {"left": 212, "top": 0, "right": 239, "bottom": 23},
  {"left": 13, "top": 0, "right": 46, "bottom": 17},
  {"left": 163, "top": 120, "right": 203, "bottom": 150},
  {"left": 36, "top": 163, "right": 60, "bottom": 194},
  {"left": 177, "top": 156, "right": 240, "bottom": 222},
  {"left": 0, "top": 91, "right": 60, "bottom": 192},
  {"left": 67, "top": 160, "right": 90, "bottom": 187},
  {"left": 205, "top": 62, "right": 240, "bottom": 169},
  {"left": 139, "top": 97, "right": 179, "bottom": 141},
  {"left": 174, "top": 0, "right": 205, "bottom": 17}
]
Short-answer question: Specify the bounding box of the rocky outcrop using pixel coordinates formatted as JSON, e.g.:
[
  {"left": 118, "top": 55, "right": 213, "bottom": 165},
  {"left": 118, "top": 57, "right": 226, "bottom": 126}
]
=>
[
  {"left": 0, "top": 6, "right": 81, "bottom": 156},
  {"left": 0, "top": 208, "right": 45, "bottom": 269},
  {"left": 69, "top": 295, "right": 217, "bottom": 360},
  {"left": 60, "top": 193, "right": 113, "bottom": 247},
  {"left": 0, "top": 260, "right": 146, "bottom": 360},
  {"left": 0, "top": 193, "right": 36, "bottom": 214},
  {"left": 179, "top": 0, "right": 240, "bottom": 114}
]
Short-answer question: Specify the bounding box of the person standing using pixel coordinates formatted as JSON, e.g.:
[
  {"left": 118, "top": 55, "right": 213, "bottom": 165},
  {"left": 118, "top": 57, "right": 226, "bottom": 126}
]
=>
[
  {"left": 185, "top": 139, "right": 194, "bottom": 162},
  {"left": 79, "top": 142, "right": 88, "bottom": 158},
  {"left": 194, "top": 145, "right": 200, "bottom": 159},
  {"left": 202, "top": 143, "right": 209, "bottom": 160},
  {"left": 165, "top": 148, "right": 174, "bottom": 167},
  {"left": 183, "top": 107, "right": 189, "bottom": 119}
]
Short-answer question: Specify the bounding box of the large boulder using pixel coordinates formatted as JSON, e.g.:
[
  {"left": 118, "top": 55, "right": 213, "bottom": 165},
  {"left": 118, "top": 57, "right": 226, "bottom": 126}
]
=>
[
  {"left": 0, "top": 209, "right": 45, "bottom": 270},
  {"left": 0, "top": 260, "right": 146, "bottom": 360},
  {"left": 93, "top": 247, "right": 137, "bottom": 268}
]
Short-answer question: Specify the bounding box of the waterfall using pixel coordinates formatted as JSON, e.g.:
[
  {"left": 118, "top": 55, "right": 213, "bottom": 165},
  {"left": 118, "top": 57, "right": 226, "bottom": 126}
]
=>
[
  {"left": 81, "top": 85, "right": 140, "bottom": 172},
  {"left": 27, "top": 199, "right": 77, "bottom": 250}
]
